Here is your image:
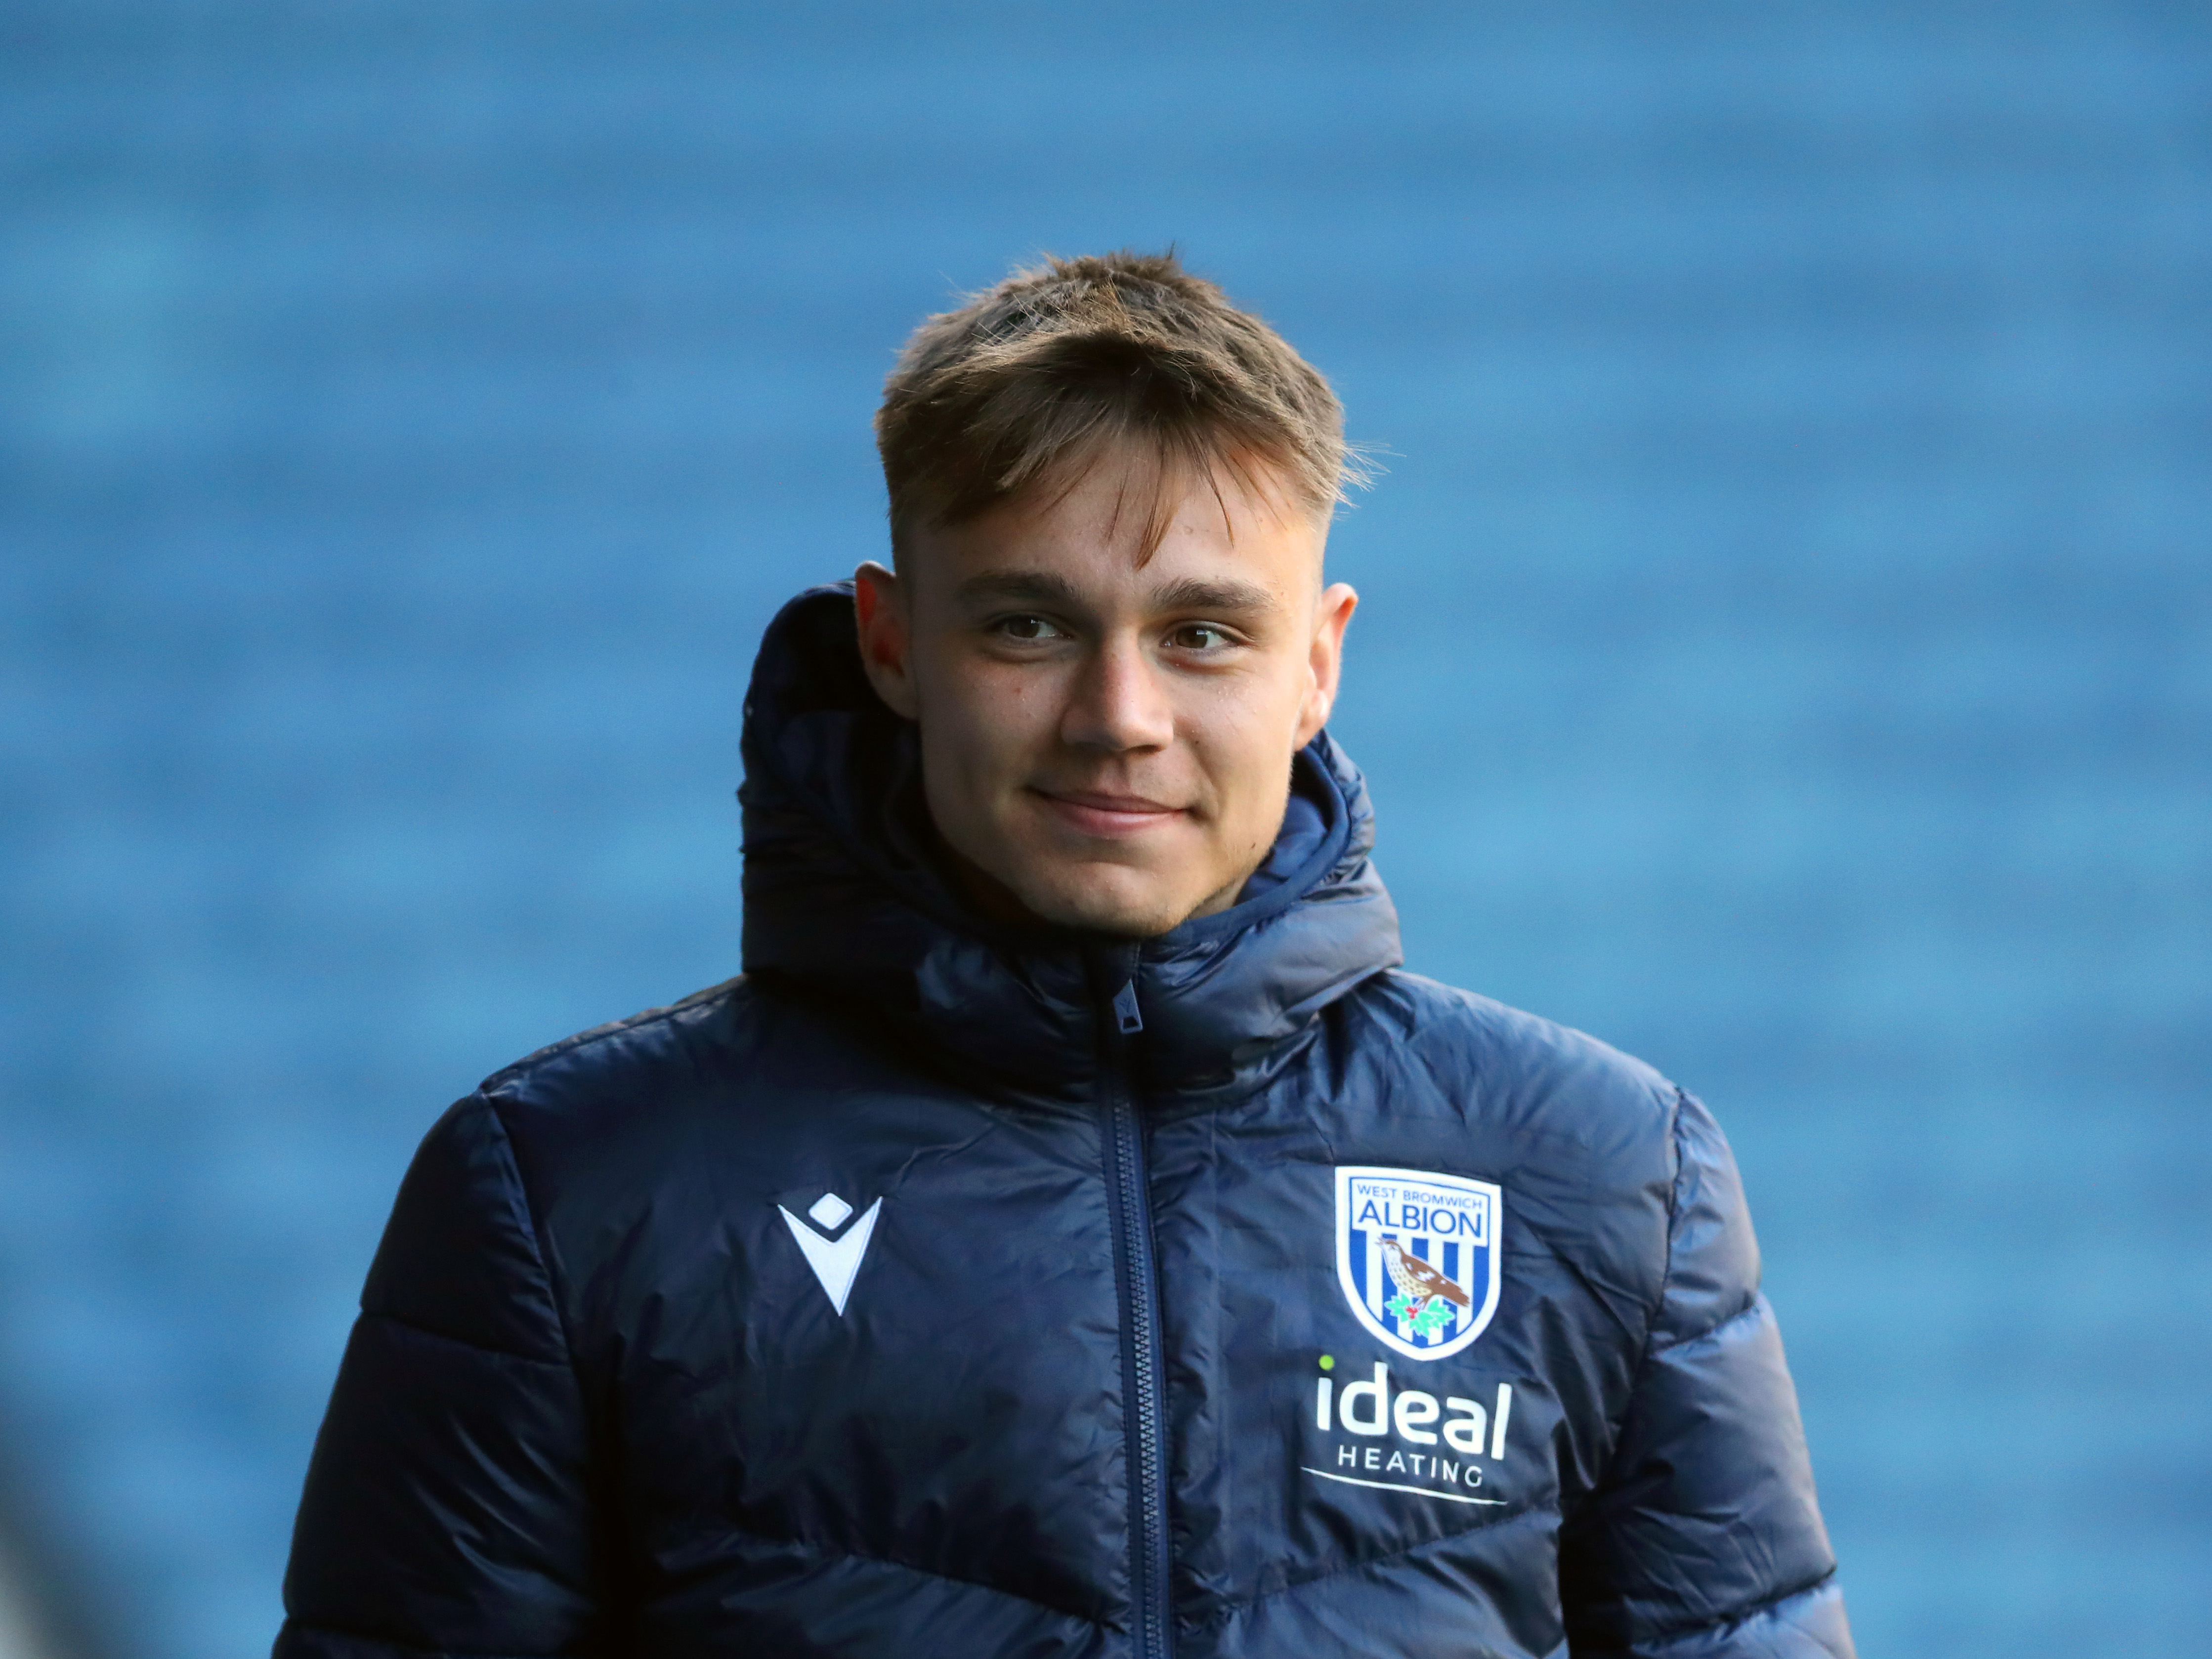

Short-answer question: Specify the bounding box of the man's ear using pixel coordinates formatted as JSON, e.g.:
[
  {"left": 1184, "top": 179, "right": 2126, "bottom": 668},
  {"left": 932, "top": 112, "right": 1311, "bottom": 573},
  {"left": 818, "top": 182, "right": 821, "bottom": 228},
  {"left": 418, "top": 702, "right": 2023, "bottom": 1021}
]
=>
[
  {"left": 852, "top": 561, "right": 921, "bottom": 720},
  {"left": 1293, "top": 581, "right": 1359, "bottom": 748}
]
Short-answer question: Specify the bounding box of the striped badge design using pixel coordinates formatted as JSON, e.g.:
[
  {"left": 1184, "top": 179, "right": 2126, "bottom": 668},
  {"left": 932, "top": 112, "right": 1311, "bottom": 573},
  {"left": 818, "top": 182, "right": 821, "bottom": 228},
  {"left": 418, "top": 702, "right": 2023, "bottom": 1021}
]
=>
[{"left": 1335, "top": 1166, "right": 1503, "bottom": 1361}]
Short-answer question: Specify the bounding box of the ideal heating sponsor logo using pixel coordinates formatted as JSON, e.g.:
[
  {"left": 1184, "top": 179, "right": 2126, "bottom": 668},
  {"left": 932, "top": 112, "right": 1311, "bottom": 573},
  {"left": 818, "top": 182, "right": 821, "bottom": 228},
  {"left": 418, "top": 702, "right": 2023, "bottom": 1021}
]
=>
[{"left": 1302, "top": 1354, "right": 1514, "bottom": 1506}]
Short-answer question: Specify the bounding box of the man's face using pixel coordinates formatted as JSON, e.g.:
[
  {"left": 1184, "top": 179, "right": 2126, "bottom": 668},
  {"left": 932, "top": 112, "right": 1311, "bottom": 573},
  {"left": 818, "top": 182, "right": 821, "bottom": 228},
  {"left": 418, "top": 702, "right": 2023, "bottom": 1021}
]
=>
[{"left": 853, "top": 448, "right": 1358, "bottom": 937}]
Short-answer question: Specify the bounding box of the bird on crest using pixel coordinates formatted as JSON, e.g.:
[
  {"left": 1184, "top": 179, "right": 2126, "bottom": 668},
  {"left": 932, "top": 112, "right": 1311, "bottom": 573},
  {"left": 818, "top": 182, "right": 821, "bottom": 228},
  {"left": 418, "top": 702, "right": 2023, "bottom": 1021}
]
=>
[{"left": 1377, "top": 1234, "right": 1472, "bottom": 1319}]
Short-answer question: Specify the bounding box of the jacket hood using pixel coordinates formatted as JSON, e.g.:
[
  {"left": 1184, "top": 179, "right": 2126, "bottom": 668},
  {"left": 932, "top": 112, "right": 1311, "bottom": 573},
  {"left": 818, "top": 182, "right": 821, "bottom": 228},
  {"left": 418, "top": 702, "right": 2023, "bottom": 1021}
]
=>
[{"left": 738, "top": 583, "right": 1402, "bottom": 1103}]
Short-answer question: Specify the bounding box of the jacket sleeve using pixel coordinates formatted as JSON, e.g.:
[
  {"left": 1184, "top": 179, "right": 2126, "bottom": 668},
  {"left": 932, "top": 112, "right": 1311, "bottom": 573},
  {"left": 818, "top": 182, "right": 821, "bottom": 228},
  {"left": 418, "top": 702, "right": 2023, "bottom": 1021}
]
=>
[
  {"left": 275, "top": 1092, "right": 607, "bottom": 1658},
  {"left": 1558, "top": 1091, "right": 1855, "bottom": 1659}
]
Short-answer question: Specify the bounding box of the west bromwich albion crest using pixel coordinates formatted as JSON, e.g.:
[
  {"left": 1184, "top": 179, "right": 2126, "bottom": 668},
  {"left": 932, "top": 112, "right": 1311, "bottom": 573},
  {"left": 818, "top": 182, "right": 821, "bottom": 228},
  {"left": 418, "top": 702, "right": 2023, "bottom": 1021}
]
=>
[{"left": 1335, "top": 1166, "right": 1503, "bottom": 1361}]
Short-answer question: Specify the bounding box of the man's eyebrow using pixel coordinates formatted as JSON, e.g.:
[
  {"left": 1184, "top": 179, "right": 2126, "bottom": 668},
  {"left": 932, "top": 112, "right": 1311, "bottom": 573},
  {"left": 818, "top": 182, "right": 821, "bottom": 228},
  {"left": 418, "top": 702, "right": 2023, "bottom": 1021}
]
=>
[
  {"left": 951, "top": 570, "right": 1282, "bottom": 615},
  {"left": 953, "top": 570, "right": 1087, "bottom": 608},
  {"left": 1151, "top": 577, "right": 1281, "bottom": 615}
]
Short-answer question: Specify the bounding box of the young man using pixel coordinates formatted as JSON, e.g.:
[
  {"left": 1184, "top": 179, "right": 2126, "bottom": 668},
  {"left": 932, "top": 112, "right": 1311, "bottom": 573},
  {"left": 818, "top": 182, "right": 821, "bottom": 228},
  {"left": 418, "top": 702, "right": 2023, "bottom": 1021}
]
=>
[{"left": 278, "top": 253, "right": 1854, "bottom": 1658}]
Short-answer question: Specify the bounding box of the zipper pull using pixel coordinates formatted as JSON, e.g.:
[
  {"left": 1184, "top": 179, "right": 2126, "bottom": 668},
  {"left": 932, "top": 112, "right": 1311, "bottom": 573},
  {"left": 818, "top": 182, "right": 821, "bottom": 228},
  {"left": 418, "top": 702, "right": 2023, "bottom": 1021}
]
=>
[{"left": 1112, "top": 980, "right": 1144, "bottom": 1034}]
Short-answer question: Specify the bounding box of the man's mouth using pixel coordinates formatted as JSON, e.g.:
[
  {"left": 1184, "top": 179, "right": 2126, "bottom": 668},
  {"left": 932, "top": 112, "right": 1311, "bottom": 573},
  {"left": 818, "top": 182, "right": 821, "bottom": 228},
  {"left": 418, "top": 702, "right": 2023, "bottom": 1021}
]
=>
[{"left": 1030, "top": 788, "right": 1187, "bottom": 837}]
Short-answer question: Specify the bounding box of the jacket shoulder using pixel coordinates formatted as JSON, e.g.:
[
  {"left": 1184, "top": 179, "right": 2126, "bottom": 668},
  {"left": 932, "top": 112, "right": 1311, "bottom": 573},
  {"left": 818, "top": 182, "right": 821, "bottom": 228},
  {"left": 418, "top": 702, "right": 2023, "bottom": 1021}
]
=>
[
  {"left": 468, "top": 975, "right": 796, "bottom": 1211},
  {"left": 478, "top": 974, "right": 751, "bottom": 1102},
  {"left": 1348, "top": 969, "right": 1684, "bottom": 1151},
  {"left": 475, "top": 972, "right": 873, "bottom": 1122},
  {"left": 464, "top": 975, "right": 933, "bottom": 1231}
]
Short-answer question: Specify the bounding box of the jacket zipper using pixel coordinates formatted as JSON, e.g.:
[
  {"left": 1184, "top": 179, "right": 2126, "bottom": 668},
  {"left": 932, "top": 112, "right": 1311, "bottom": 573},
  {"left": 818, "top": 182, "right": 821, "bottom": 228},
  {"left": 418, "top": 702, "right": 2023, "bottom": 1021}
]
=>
[{"left": 1098, "top": 944, "right": 1172, "bottom": 1659}]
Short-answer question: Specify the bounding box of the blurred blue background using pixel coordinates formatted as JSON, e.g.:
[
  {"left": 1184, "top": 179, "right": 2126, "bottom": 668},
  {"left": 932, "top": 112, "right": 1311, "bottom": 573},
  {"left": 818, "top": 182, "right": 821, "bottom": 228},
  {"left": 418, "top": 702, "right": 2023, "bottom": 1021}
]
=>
[{"left": 2, "top": 2, "right": 2208, "bottom": 1656}]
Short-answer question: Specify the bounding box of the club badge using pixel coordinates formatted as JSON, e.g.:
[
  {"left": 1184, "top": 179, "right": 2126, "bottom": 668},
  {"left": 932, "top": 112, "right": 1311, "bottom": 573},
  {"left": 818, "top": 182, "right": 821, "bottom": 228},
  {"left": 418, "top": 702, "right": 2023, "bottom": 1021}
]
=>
[{"left": 1335, "top": 1166, "right": 1502, "bottom": 1361}]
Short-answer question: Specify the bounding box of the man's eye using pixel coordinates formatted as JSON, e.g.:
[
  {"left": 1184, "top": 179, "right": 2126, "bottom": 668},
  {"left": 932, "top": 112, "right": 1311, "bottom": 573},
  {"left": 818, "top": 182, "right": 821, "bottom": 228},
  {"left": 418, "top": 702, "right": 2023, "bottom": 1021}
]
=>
[
  {"left": 996, "top": 614, "right": 1064, "bottom": 642},
  {"left": 1169, "top": 624, "right": 1234, "bottom": 651}
]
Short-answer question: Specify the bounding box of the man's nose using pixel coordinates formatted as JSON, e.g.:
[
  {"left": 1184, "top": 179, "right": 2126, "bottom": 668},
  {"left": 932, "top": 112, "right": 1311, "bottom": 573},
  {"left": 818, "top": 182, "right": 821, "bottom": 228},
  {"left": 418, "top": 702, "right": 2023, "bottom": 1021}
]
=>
[{"left": 1061, "top": 637, "right": 1175, "bottom": 753}]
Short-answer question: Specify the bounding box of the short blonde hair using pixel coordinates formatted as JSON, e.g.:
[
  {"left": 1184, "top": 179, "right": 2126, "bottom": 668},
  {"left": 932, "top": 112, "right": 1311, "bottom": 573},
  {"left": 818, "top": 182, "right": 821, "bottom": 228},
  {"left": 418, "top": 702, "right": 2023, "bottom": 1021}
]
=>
[{"left": 875, "top": 251, "right": 1361, "bottom": 558}]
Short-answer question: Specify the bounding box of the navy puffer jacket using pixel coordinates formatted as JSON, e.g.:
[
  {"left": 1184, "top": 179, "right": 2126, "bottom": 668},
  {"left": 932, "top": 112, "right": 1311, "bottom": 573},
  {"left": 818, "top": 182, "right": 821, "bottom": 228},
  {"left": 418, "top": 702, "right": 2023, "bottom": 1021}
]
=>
[{"left": 278, "top": 584, "right": 1853, "bottom": 1659}]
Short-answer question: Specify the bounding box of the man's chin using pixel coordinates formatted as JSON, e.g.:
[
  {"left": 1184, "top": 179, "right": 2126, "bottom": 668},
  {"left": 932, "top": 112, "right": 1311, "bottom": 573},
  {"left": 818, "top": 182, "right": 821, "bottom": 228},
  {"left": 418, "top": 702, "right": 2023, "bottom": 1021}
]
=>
[
  {"left": 1011, "top": 869, "right": 1214, "bottom": 939},
  {"left": 937, "top": 826, "right": 1245, "bottom": 937}
]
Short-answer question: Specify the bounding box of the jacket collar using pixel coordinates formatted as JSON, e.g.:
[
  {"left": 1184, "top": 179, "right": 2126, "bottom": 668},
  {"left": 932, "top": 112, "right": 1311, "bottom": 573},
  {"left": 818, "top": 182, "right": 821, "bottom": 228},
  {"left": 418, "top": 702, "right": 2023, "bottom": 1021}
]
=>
[{"left": 739, "top": 583, "right": 1403, "bottom": 1105}]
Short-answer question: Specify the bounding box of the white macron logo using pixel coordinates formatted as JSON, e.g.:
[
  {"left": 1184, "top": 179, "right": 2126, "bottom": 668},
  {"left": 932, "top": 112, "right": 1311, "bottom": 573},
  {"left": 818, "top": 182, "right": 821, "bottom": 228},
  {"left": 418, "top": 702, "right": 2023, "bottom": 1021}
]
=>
[{"left": 778, "top": 1191, "right": 883, "bottom": 1316}]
